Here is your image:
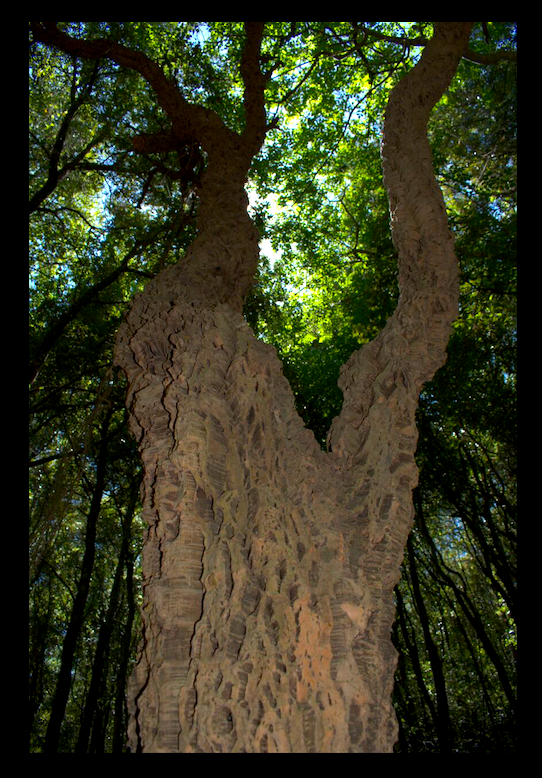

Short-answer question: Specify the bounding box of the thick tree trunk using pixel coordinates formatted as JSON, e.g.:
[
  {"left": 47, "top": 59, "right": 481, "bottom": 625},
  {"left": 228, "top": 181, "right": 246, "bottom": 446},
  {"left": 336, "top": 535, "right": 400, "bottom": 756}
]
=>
[{"left": 113, "top": 22, "right": 474, "bottom": 753}]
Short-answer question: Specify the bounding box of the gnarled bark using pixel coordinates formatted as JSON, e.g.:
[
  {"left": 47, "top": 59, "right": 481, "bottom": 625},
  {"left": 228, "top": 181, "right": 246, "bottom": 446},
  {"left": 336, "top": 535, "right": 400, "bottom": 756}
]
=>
[
  {"left": 31, "top": 21, "right": 474, "bottom": 753},
  {"left": 114, "top": 23, "right": 472, "bottom": 753}
]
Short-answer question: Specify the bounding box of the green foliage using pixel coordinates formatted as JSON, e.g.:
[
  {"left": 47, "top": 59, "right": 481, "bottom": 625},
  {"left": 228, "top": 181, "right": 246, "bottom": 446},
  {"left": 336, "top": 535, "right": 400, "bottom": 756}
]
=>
[{"left": 29, "top": 22, "right": 516, "bottom": 753}]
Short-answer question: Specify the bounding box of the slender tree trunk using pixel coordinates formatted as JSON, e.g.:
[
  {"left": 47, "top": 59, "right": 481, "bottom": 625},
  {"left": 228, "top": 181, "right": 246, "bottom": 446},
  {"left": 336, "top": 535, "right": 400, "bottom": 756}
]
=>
[
  {"left": 416, "top": 488, "right": 516, "bottom": 712},
  {"left": 76, "top": 475, "right": 140, "bottom": 752},
  {"left": 44, "top": 405, "right": 114, "bottom": 753},
  {"left": 113, "top": 23, "right": 474, "bottom": 753},
  {"left": 29, "top": 581, "right": 53, "bottom": 749},
  {"left": 111, "top": 477, "right": 140, "bottom": 753},
  {"left": 394, "top": 587, "right": 438, "bottom": 730},
  {"left": 406, "top": 534, "right": 453, "bottom": 750}
]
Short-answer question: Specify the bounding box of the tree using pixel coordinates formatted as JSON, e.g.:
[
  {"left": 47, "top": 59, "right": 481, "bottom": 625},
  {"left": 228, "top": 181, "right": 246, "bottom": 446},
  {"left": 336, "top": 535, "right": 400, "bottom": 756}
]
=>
[
  {"left": 29, "top": 22, "right": 515, "bottom": 753},
  {"left": 249, "top": 25, "right": 516, "bottom": 752}
]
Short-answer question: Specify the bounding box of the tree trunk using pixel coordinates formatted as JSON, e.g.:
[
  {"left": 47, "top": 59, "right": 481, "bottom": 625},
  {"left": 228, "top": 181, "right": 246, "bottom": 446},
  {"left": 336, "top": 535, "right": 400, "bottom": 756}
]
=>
[
  {"left": 76, "top": 474, "right": 140, "bottom": 753},
  {"left": 406, "top": 533, "right": 453, "bottom": 751},
  {"left": 113, "top": 22, "right": 474, "bottom": 753},
  {"left": 44, "top": 404, "right": 114, "bottom": 753}
]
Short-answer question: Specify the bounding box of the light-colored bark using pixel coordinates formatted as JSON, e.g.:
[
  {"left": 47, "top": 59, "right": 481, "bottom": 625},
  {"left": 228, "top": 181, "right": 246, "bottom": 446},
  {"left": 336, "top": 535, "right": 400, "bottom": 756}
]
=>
[
  {"left": 114, "top": 22, "right": 473, "bottom": 753},
  {"left": 32, "top": 20, "right": 474, "bottom": 753}
]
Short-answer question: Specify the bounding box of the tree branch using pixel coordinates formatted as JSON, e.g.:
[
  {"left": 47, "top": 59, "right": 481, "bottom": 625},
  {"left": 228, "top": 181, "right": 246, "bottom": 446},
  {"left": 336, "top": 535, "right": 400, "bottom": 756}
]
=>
[
  {"left": 29, "top": 57, "right": 101, "bottom": 213},
  {"left": 29, "top": 229, "right": 169, "bottom": 385},
  {"left": 29, "top": 22, "right": 235, "bottom": 153},
  {"left": 354, "top": 23, "right": 516, "bottom": 67},
  {"left": 240, "top": 22, "right": 269, "bottom": 158},
  {"left": 462, "top": 48, "right": 517, "bottom": 65}
]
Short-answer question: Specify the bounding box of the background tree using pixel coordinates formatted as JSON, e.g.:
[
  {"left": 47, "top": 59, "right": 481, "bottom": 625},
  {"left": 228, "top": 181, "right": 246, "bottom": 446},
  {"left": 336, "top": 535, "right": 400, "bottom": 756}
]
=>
[{"left": 29, "top": 22, "right": 516, "bottom": 753}]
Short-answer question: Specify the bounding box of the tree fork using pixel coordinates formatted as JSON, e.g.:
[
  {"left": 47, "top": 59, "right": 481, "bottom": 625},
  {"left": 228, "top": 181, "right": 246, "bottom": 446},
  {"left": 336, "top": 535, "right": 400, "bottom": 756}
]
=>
[
  {"left": 31, "top": 22, "right": 474, "bottom": 752},
  {"left": 116, "top": 23, "right": 472, "bottom": 753}
]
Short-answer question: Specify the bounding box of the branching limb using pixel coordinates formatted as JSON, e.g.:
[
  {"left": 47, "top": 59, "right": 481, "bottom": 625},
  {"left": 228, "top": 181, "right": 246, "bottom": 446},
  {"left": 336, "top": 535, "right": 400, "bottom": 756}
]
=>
[
  {"left": 350, "top": 22, "right": 516, "bottom": 67},
  {"left": 29, "top": 56, "right": 101, "bottom": 213},
  {"left": 29, "top": 23, "right": 234, "bottom": 153}
]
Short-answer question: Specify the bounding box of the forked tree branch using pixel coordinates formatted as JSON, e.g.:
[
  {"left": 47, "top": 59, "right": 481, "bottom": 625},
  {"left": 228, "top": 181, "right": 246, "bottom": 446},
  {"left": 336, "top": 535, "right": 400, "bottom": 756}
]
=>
[
  {"left": 29, "top": 22, "right": 268, "bottom": 164},
  {"left": 355, "top": 22, "right": 516, "bottom": 65}
]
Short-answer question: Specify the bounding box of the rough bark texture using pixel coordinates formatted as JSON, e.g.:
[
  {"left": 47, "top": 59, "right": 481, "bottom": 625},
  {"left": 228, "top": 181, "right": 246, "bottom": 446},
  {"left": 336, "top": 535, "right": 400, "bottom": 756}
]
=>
[
  {"left": 34, "top": 21, "right": 473, "bottom": 753},
  {"left": 112, "top": 22, "right": 474, "bottom": 753}
]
